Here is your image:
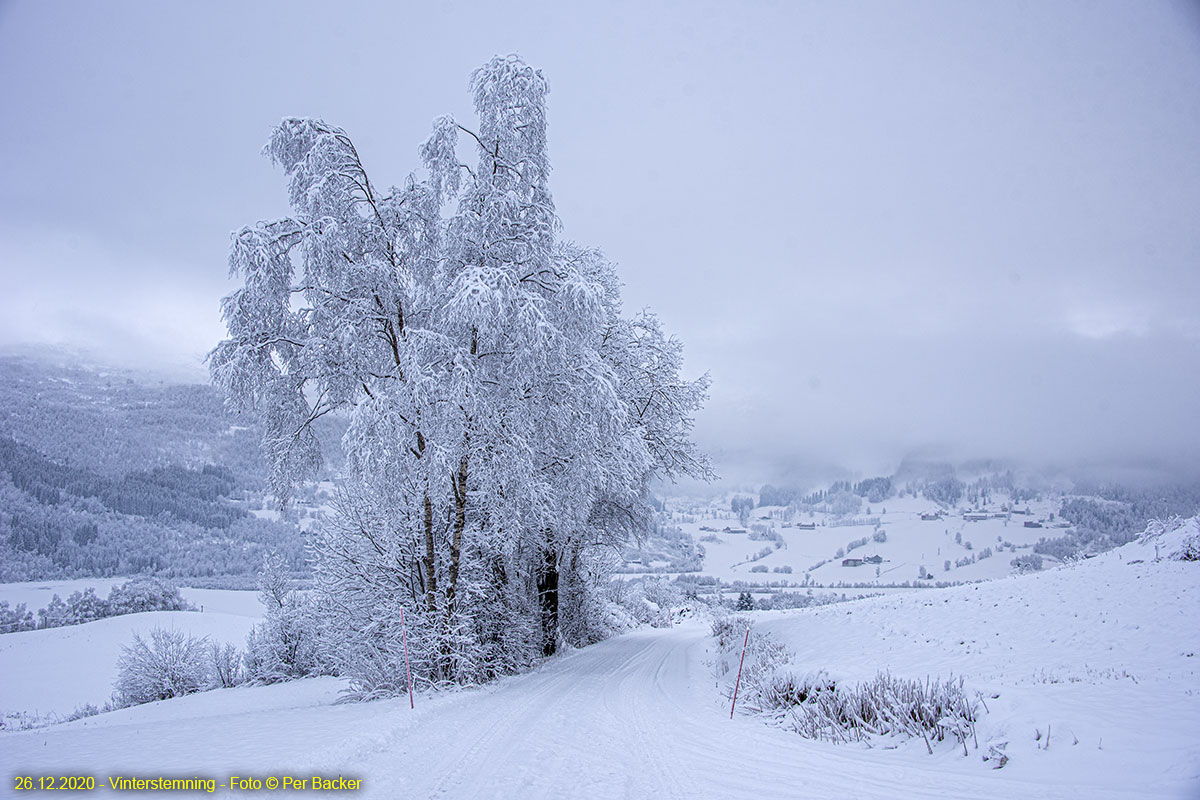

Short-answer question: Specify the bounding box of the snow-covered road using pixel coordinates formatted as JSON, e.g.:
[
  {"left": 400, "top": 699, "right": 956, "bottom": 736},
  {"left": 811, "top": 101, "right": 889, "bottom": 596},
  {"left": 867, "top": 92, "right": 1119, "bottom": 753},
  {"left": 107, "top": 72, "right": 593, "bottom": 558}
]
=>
[
  {"left": 366, "top": 624, "right": 1155, "bottom": 800},
  {"left": 2, "top": 621, "right": 1191, "bottom": 799}
]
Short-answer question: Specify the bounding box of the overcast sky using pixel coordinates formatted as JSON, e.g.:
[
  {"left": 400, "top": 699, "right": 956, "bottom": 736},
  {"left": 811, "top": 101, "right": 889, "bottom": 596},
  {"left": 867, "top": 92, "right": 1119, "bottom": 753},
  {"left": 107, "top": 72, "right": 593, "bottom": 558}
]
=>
[{"left": 1, "top": 0, "right": 1198, "bottom": 481}]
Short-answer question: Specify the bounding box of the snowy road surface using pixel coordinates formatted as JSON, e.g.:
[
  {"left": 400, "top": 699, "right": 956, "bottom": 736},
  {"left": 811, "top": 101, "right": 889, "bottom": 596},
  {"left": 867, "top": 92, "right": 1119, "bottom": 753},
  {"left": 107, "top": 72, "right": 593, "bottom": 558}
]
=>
[{"left": 5, "top": 621, "right": 1188, "bottom": 799}]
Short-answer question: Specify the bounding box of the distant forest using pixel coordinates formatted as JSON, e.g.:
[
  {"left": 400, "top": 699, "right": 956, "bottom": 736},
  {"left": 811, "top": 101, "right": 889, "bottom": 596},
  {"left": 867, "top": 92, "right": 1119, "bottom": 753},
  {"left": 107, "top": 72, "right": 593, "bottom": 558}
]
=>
[
  {"left": 1041, "top": 485, "right": 1200, "bottom": 559},
  {"left": 0, "top": 356, "right": 342, "bottom": 582}
]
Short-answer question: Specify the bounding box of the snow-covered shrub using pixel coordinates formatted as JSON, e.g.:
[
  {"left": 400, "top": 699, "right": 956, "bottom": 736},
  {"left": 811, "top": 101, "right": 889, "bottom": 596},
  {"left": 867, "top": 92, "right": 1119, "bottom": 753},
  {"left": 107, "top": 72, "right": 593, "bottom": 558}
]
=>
[
  {"left": 36, "top": 595, "right": 69, "bottom": 629},
  {"left": 598, "top": 577, "right": 685, "bottom": 629},
  {"left": 782, "top": 672, "right": 982, "bottom": 754},
  {"left": 745, "top": 546, "right": 773, "bottom": 562},
  {"left": 563, "top": 559, "right": 694, "bottom": 650},
  {"left": 1, "top": 710, "right": 45, "bottom": 731},
  {"left": 0, "top": 601, "right": 35, "bottom": 633},
  {"left": 710, "top": 615, "right": 752, "bottom": 652},
  {"left": 640, "top": 577, "right": 685, "bottom": 611},
  {"left": 1143, "top": 516, "right": 1200, "bottom": 561},
  {"left": 711, "top": 620, "right": 796, "bottom": 712},
  {"left": 742, "top": 668, "right": 837, "bottom": 714},
  {"left": 63, "top": 589, "right": 109, "bottom": 625},
  {"left": 756, "top": 591, "right": 843, "bottom": 611},
  {"left": 62, "top": 703, "right": 105, "bottom": 723},
  {"left": 114, "top": 627, "right": 210, "bottom": 707},
  {"left": 725, "top": 643, "right": 985, "bottom": 755},
  {"left": 243, "top": 554, "right": 330, "bottom": 684},
  {"left": 845, "top": 536, "right": 869, "bottom": 553},
  {"left": 772, "top": 565, "right": 793, "bottom": 574},
  {"left": 750, "top": 565, "right": 768, "bottom": 573},
  {"left": 18, "top": 579, "right": 196, "bottom": 635},
  {"left": 731, "top": 636, "right": 792, "bottom": 700},
  {"left": 208, "top": 642, "right": 243, "bottom": 688},
  {"left": 1175, "top": 533, "right": 1200, "bottom": 561},
  {"left": 872, "top": 529, "right": 887, "bottom": 543},
  {"left": 1010, "top": 554, "right": 1043, "bottom": 573},
  {"left": 107, "top": 578, "right": 192, "bottom": 615}
]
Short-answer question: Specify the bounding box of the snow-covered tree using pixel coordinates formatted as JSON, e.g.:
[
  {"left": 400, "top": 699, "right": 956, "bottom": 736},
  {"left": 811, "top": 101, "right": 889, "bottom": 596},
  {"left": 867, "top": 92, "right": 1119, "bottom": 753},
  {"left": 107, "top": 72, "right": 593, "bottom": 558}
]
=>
[
  {"left": 212, "top": 56, "right": 709, "bottom": 690},
  {"left": 114, "top": 627, "right": 210, "bottom": 706},
  {"left": 243, "top": 553, "right": 326, "bottom": 683}
]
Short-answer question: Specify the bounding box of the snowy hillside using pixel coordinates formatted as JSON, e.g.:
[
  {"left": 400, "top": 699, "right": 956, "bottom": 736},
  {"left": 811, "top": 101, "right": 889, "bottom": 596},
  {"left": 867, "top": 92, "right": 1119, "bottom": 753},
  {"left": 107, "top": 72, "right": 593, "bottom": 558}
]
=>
[
  {"left": 726, "top": 516, "right": 1200, "bottom": 797},
  {"left": 0, "top": 608, "right": 257, "bottom": 720},
  {"left": 654, "top": 493, "right": 1067, "bottom": 592},
  {"left": 1, "top": 520, "right": 1194, "bottom": 798}
]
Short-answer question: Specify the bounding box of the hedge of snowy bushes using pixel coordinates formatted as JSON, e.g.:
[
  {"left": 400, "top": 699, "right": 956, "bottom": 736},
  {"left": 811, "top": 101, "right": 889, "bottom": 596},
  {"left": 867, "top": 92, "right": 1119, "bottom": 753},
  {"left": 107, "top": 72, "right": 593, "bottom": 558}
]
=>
[{"left": 710, "top": 616, "right": 983, "bottom": 755}]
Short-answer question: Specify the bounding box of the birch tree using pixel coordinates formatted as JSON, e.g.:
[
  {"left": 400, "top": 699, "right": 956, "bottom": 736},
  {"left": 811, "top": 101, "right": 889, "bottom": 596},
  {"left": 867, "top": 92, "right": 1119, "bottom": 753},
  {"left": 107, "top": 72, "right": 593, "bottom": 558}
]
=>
[{"left": 211, "top": 56, "right": 709, "bottom": 689}]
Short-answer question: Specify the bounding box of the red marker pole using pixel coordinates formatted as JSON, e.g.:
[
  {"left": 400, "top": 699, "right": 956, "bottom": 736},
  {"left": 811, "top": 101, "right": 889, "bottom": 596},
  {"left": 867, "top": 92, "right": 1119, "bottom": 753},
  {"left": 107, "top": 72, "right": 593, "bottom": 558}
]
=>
[
  {"left": 400, "top": 606, "right": 414, "bottom": 709},
  {"left": 730, "top": 627, "right": 750, "bottom": 719}
]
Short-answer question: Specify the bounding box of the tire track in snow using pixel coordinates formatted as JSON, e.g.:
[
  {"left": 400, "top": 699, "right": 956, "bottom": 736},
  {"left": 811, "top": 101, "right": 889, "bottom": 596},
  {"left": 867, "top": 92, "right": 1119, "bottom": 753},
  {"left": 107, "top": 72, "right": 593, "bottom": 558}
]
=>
[{"left": 383, "top": 635, "right": 653, "bottom": 799}]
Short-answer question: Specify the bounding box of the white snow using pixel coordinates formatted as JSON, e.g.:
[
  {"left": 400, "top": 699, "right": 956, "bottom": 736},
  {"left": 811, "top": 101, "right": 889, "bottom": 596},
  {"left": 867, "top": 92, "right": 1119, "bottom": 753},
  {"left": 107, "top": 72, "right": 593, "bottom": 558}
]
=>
[
  {"left": 0, "top": 580, "right": 264, "bottom": 619},
  {"left": 744, "top": 519, "right": 1200, "bottom": 796},
  {"left": 658, "top": 494, "right": 1070, "bottom": 590},
  {"left": 0, "top": 610, "right": 257, "bottom": 718},
  {"left": 0, "top": 523, "right": 1195, "bottom": 798}
]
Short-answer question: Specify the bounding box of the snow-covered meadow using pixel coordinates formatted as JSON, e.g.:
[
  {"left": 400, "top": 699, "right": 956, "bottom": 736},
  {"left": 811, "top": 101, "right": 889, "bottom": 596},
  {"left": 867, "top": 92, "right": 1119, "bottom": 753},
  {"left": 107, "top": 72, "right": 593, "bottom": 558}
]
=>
[
  {"left": 1, "top": 520, "right": 1195, "bottom": 798},
  {"left": 0, "top": 583, "right": 263, "bottom": 720},
  {"left": 721, "top": 517, "right": 1200, "bottom": 797},
  {"left": 636, "top": 494, "right": 1065, "bottom": 595}
]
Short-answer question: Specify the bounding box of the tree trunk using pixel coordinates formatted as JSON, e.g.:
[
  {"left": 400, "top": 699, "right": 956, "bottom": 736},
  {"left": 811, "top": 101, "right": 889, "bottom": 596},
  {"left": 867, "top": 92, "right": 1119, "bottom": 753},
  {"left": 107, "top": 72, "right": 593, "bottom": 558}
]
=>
[
  {"left": 422, "top": 490, "right": 437, "bottom": 616},
  {"left": 446, "top": 454, "right": 468, "bottom": 615},
  {"left": 416, "top": 431, "right": 438, "bottom": 618},
  {"left": 538, "top": 546, "right": 559, "bottom": 657}
]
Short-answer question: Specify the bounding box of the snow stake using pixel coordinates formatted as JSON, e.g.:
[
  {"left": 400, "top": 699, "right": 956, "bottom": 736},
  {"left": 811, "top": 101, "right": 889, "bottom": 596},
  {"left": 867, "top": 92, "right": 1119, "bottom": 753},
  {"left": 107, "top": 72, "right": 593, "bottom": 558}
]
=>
[
  {"left": 730, "top": 627, "right": 750, "bottom": 719},
  {"left": 400, "top": 606, "right": 414, "bottom": 709}
]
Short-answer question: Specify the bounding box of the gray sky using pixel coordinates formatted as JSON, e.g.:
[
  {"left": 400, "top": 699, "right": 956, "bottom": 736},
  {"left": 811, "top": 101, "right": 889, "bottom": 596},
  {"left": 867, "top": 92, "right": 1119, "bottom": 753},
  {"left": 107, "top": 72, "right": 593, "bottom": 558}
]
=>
[{"left": 1, "top": 0, "right": 1198, "bottom": 479}]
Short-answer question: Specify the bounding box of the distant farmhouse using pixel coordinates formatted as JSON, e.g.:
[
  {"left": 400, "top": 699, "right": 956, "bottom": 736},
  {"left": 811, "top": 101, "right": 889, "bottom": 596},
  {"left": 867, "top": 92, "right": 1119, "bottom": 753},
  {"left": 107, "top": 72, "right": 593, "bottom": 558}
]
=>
[
  {"left": 1024, "top": 521, "right": 1043, "bottom": 528},
  {"left": 920, "top": 512, "right": 941, "bottom": 521},
  {"left": 796, "top": 522, "right": 816, "bottom": 530},
  {"left": 841, "top": 557, "right": 864, "bottom": 567},
  {"left": 963, "top": 512, "right": 990, "bottom": 522}
]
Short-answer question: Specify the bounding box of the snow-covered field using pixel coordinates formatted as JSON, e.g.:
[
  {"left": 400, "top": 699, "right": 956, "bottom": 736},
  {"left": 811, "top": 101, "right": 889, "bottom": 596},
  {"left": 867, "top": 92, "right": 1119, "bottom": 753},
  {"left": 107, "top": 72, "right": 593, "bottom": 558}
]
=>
[
  {"left": 662, "top": 495, "right": 1067, "bottom": 589},
  {"left": 1, "top": 521, "right": 1195, "bottom": 798},
  {"left": 0, "top": 611, "right": 258, "bottom": 720},
  {"left": 0, "top": 580, "right": 265, "bottom": 619},
  {"left": 0, "top": 584, "right": 263, "bottom": 720},
  {"left": 744, "top": 519, "right": 1200, "bottom": 797}
]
